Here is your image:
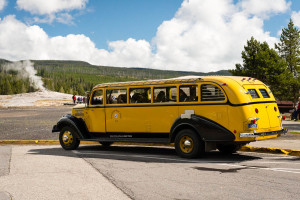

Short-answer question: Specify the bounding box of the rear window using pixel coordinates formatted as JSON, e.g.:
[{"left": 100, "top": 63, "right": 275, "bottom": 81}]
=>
[
  {"left": 201, "top": 84, "right": 225, "bottom": 101},
  {"left": 259, "top": 89, "right": 270, "bottom": 98},
  {"left": 248, "top": 89, "right": 260, "bottom": 99}
]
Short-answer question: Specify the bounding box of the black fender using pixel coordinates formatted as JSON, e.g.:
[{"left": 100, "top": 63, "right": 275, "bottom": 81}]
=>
[
  {"left": 170, "top": 115, "right": 235, "bottom": 143},
  {"left": 52, "top": 114, "right": 90, "bottom": 139}
]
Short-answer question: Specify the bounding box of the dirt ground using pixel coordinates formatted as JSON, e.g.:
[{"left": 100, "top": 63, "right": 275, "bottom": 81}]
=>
[{"left": 0, "top": 106, "right": 73, "bottom": 140}]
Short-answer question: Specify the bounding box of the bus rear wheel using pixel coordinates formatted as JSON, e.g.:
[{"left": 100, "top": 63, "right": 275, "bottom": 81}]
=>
[
  {"left": 175, "top": 129, "right": 204, "bottom": 158},
  {"left": 59, "top": 126, "right": 80, "bottom": 150}
]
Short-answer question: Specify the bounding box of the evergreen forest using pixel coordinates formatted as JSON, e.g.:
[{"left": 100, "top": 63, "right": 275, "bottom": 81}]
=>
[{"left": 0, "top": 59, "right": 230, "bottom": 96}]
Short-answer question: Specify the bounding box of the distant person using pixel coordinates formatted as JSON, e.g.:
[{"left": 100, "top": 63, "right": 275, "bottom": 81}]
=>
[
  {"left": 292, "top": 97, "right": 300, "bottom": 121},
  {"left": 72, "top": 95, "right": 76, "bottom": 104}
]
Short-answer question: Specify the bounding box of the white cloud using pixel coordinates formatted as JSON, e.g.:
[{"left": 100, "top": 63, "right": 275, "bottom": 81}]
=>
[
  {"left": 31, "top": 13, "right": 74, "bottom": 24},
  {"left": 238, "top": 0, "right": 291, "bottom": 19},
  {"left": 0, "top": 15, "right": 152, "bottom": 68},
  {"left": 16, "top": 0, "right": 88, "bottom": 15},
  {"left": 0, "top": 0, "right": 6, "bottom": 11},
  {"left": 292, "top": 11, "right": 300, "bottom": 28},
  {"left": 0, "top": 0, "right": 292, "bottom": 72},
  {"left": 16, "top": 0, "right": 88, "bottom": 24},
  {"left": 151, "top": 0, "right": 280, "bottom": 71}
]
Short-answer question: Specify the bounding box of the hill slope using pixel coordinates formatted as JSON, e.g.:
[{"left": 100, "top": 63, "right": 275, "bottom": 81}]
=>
[{"left": 1, "top": 59, "right": 231, "bottom": 95}]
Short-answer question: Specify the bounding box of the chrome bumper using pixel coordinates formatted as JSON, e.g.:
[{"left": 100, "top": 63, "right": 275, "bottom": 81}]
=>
[{"left": 240, "top": 128, "right": 288, "bottom": 137}]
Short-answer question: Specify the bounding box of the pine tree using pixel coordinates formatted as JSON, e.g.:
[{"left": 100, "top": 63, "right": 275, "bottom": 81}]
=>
[
  {"left": 59, "top": 86, "right": 65, "bottom": 93},
  {"left": 276, "top": 19, "right": 300, "bottom": 76},
  {"left": 21, "top": 83, "right": 27, "bottom": 93},
  {"left": 230, "top": 37, "right": 288, "bottom": 100},
  {"left": 4, "top": 79, "right": 13, "bottom": 95},
  {"left": 275, "top": 19, "right": 300, "bottom": 102}
]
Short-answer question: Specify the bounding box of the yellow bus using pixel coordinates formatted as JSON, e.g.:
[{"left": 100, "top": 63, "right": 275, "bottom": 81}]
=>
[{"left": 52, "top": 76, "right": 287, "bottom": 158}]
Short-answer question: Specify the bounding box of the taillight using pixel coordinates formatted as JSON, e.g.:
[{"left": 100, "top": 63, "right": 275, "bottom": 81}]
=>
[
  {"left": 250, "top": 119, "right": 256, "bottom": 124},
  {"left": 274, "top": 107, "right": 277, "bottom": 111},
  {"left": 255, "top": 108, "right": 259, "bottom": 113},
  {"left": 282, "top": 116, "right": 286, "bottom": 120}
]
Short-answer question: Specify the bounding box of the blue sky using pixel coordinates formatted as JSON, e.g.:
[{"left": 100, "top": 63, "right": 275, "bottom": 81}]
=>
[{"left": 0, "top": 0, "right": 300, "bottom": 72}]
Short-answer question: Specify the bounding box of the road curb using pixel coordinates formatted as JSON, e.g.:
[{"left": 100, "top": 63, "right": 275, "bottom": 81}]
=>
[
  {"left": 1, "top": 140, "right": 299, "bottom": 156},
  {"left": 241, "top": 146, "right": 300, "bottom": 157}
]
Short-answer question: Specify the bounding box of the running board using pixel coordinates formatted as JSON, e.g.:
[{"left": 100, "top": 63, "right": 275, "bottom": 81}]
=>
[{"left": 81, "top": 138, "right": 170, "bottom": 144}]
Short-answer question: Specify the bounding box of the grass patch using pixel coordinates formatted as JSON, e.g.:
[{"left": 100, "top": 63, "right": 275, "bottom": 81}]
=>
[{"left": 289, "top": 131, "right": 300, "bottom": 134}]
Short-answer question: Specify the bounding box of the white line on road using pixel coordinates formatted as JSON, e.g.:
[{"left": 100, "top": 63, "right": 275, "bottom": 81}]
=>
[
  {"left": 74, "top": 151, "right": 300, "bottom": 174},
  {"left": 220, "top": 163, "right": 300, "bottom": 174},
  {"left": 73, "top": 151, "right": 235, "bottom": 164}
]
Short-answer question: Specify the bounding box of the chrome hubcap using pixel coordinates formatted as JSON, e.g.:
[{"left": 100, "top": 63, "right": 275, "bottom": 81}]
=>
[
  {"left": 184, "top": 140, "right": 192, "bottom": 147},
  {"left": 63, "top": 134, "right": 69, "bottom": 142}
]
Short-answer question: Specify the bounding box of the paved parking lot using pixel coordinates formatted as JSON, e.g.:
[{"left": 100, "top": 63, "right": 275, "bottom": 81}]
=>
[{"left": 1, "top": 145, "right": 300, "bottom": 200}]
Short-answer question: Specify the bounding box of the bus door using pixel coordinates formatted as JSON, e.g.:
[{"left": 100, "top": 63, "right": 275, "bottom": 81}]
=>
[
  {"left": 84, "top": 89, "right": 106, "bottom": 133},
  {"left": 105, "top": 88, "right": 129, "bottom": 133}
]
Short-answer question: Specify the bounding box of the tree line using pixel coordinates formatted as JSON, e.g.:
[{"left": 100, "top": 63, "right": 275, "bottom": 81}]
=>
[
  {"left": 230, "top": 19, "right": 300, "bottom": 102},
  {"left": 0, "top": 67, "right": 36, "bottom": 95}
]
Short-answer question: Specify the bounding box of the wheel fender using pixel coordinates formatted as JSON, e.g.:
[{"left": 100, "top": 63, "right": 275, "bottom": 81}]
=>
[
  {"left": 170, "top": 115, "right": 235, "bottom": 142},
  {"left": 55, "top": 114, "right": 89, "bottom": 139}
]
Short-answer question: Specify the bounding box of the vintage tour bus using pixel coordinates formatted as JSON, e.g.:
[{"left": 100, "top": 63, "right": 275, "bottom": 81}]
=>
[{"left": 52, "top": 76, "right": 287, "bottom": 158}]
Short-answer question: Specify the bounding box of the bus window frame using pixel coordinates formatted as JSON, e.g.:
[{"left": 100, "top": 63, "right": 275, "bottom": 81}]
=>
[
  {"left": 178, "top": 84, "right": 200, "bottom": 103},
  {"left": 152, "top": 85, "right": 178, "bottom": 104},
  {"left": 199, "top": 82, "right": 227, "bottom": 103},
  {"left": 105, "top": 87, "right": 128, "bottom": 106},
  {"left": 129, "top": 86, "right": 152, "bottom": 104},
  {"left": 89, "top": 89, "right": 104, "bottom": 107}
]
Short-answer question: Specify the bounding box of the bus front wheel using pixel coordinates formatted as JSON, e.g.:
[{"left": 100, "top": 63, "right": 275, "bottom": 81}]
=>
[
  {"left": 174, "top": 129, "right": 204, "bottom": 158},
  {"left": 59, "top": 126, "right": 80, "bottom": 150}
]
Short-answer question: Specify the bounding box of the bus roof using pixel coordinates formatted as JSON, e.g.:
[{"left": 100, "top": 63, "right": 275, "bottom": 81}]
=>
[{"left": 92, "top": 76, "right": 264, "bottom": 89}]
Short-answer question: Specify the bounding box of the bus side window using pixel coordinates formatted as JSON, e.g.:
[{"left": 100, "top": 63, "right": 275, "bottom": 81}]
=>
[
  {"left": 179, "top": 85, "right": 198, "bottom": 102},
  {"left": 91, "top": 89, "right": 103, "bottom": 105},
  {"left": 201, "top": 84, "right": 225, "bottom": 101},
  {"left": 154, "top": 86, "right": 177, "bottom": 103},
  {"left": 129, "top": 88, "right": 151, "bottom": 103},
  {"left": 107, "top": 89, "right": 127, "bottom": 104}
]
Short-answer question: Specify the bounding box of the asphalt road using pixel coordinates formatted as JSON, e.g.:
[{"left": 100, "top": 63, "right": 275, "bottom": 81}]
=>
[
  {"left": 73, "top": 145, "right": 300, "bottom": 200},
  {"left": 1, "top": 144, "right": 300, "bottom": 199},
  {"left": 282, "top": 120, "right": 300, "bottom": 132},
  {"left": 0, "top": 107, "right": 72, "bottom": 140}
]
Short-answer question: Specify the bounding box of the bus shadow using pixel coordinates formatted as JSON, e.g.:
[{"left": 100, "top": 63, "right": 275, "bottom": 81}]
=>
[{"left": 28, "top": 145, "right": 262, "bottom": 163}]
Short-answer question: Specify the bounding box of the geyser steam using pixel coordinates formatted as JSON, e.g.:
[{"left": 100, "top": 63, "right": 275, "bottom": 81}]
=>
[{"left": 3, "top": 60, "right": 45, "bottom": 91}]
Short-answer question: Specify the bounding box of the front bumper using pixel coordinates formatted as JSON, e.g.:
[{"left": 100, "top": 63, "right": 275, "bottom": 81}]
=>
[{"left": 240, "top": 128, "right": 288, "bottom": 137}]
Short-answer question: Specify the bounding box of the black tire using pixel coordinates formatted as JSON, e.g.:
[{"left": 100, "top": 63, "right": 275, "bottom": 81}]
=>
[
  {"left": 99, "top": 142, "right": 114, "bottom": 147},
  {"left": 217, "top": 144, "right": 242, "bottom": 154},
  {"left": 174, "top": 129, "right": 204, "bottom": 158},
  {"left": 59, "top": 126, "right": 80, "bottom": 150}
]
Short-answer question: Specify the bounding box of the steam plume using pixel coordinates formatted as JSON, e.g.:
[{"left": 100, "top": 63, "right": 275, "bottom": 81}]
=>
[{"left": 3, "top": 60, "right": 45, "bottom": 91}]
